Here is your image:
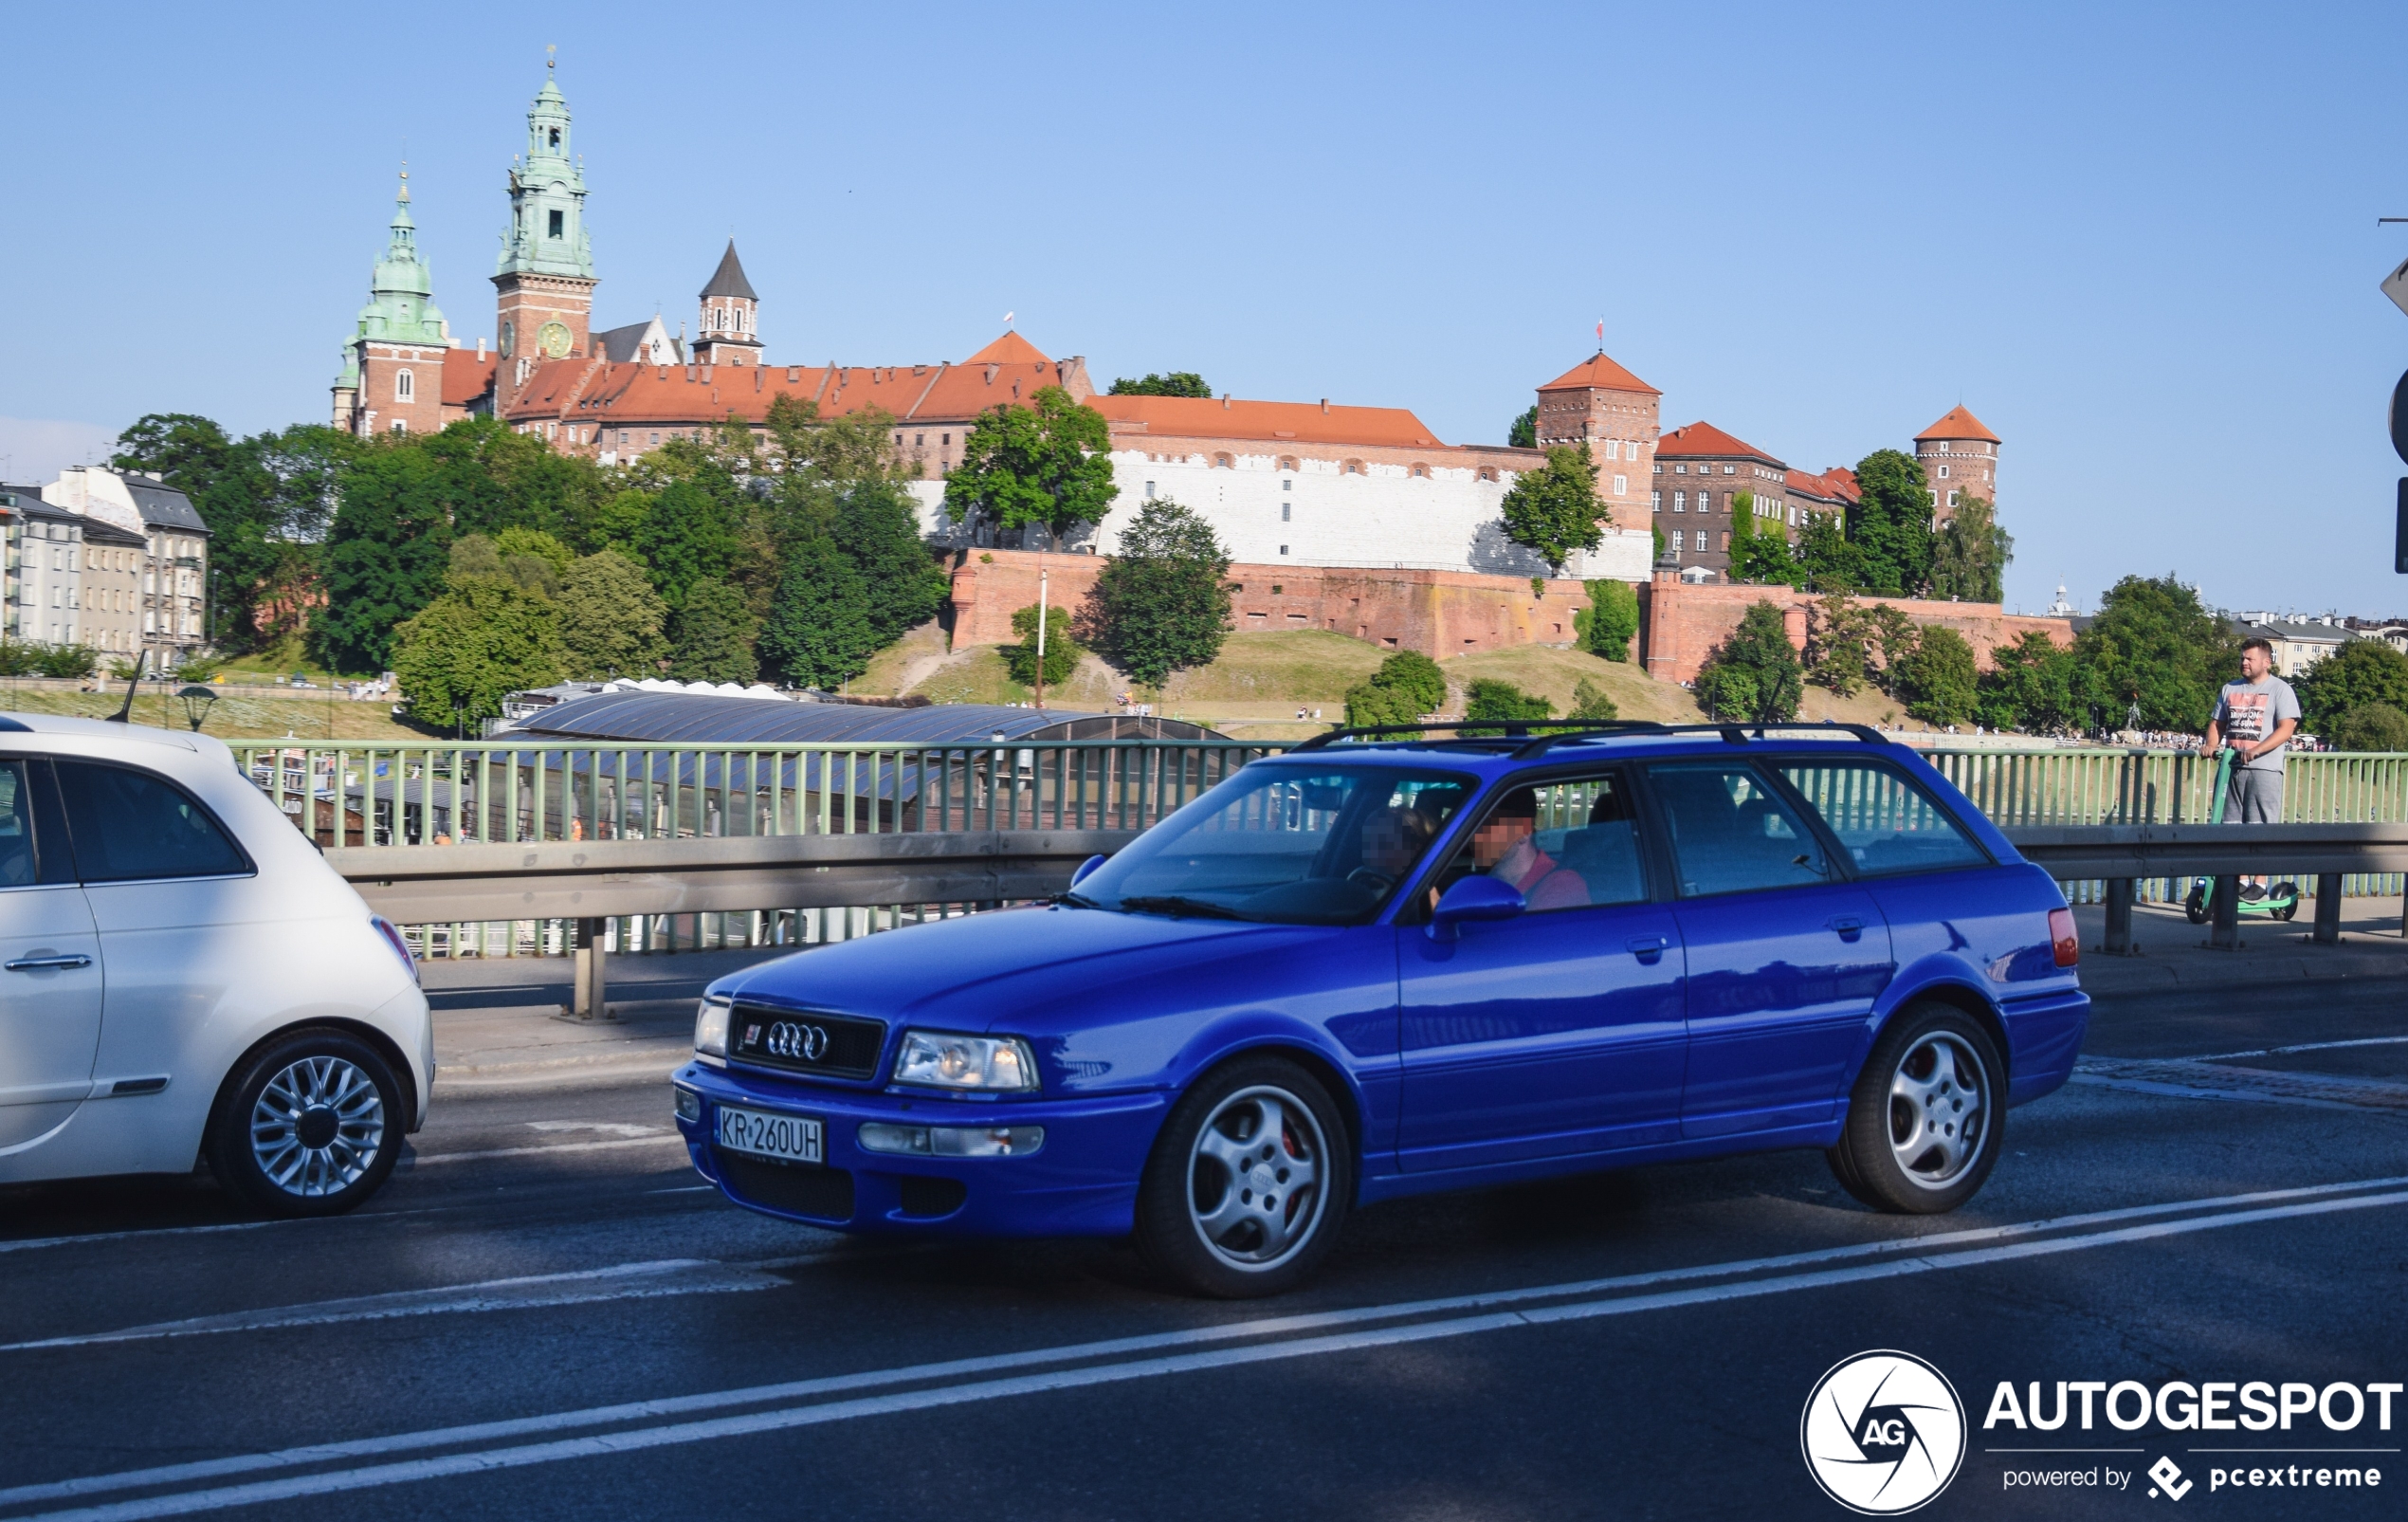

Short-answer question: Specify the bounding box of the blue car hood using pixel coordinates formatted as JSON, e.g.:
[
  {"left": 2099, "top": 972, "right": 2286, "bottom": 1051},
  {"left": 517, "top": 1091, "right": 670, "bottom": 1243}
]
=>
[{"left": 709, "top": 903, "right": 1341, "bottom": 1036}]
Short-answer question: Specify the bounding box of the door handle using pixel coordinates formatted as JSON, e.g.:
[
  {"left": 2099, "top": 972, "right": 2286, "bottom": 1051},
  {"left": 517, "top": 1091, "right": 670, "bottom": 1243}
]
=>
[
  {"left": 6, "top": 954, "right": 92, "bottom": 971},
  {"left": 1826, "top": 916, "right": 1865, "bottom": 943},
  {"left": 1625, "top": 934, "right": 1669, "bottom": 963}
]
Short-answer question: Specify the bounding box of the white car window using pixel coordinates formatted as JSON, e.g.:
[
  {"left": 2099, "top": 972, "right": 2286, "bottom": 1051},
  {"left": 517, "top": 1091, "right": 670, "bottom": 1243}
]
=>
[{"left": 54, "top": 760, "right": 250, "bottom": 883}]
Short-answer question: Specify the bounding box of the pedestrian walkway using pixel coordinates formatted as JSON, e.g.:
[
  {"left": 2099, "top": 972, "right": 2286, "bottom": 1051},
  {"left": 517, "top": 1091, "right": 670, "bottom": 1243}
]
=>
[{"left": 2071, "top": 900, "right": 2408, "bottom": 995}]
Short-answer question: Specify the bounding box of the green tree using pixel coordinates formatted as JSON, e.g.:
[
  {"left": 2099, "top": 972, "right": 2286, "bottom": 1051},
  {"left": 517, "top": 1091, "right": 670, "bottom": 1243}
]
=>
[
  {"left": 1726, "top": 494, "right": 1798, "bottom": 585},
  {"left": 1575, "top": 578, "right": 1641, "bottom": 661},
  {"left": 112, "top": 412, "right": 237, "bottom": 486},
  {"left": 944, "top": 386, "right": 1119, "bottom": 543},
  {"left": 1868, "top": 604, "right": 1923, "bottom": 694},
  {"left": 1568, "top": 677, "right": 1619, "bottom": 722},
  {"left": 1004, "top": 603, "right": 1081, "bottom": 688},
  {"left": 1341, "top": 680, "right": 1425, "bottom": 735},
  {"left": 1508, "top": 406, "right": 1538, "bottom": 449},
  {"left": 1078, "top": 498, "right": 1232, "bottom": 688},
  {"left": 1463, "top": 678, "right": 1553, "bottom": 734},
  {"left": 390, "top": 577, "right": 564, "bottom": 725},
  {"left": 832, "top": 484, "right": 948, "bottom": 646},
  {"left": 2331, "top": 703, "right": 2408, "bottom": 751},
  {"left": 758, "top": 534, "right": 876, "bottom": 688},
  {"left": 1695, "top": 601, "right": 1804, "bottom": 722},
  {"left": 1497, "top": 444, "right": 1608, "bottom": 573},
  {"left": 1805, "top": 592, "right": 1879, "bottom": 698},
  {"left": 1976, "top": 630, "right": 2090, "bottom": 735},
  {"left": 556, "top": 550, "right": 669, "bottom": 679},
  {"left": 1792, "top": 510, "right": 1864, "bottom": 593},
  {"left": 2294, "top": 638, "right": 2408, "bottom": 732},
  {"left": 311, "top": 439, "right": 456, "bottom": 672},
  {"left": 1846, "top": 449, "right": 1936, "bottom": 597},
  {"left": 1107, "top": 372, "right": 1211, "bottom": 398},
  {"left": 636, "top": 478, "right": 747, "bottom": 611},
  {"left": 1890, "top": 625, "right": 1979, "bottom": 725},
  {"left": 1342, "top": 651, "right": 1448, "bottom": 727},
  {"left": 667, "top": 578, "right": 761, "bottom": 684},
  {"left": 1928, "top": 492, "right": 2014, "bottom": 603},
  {"left": 2073, "top": 575, "right": 2238, "bottom": 732},
  {"left": 449, "top": 532, "right": 567, "bottom": 598}
]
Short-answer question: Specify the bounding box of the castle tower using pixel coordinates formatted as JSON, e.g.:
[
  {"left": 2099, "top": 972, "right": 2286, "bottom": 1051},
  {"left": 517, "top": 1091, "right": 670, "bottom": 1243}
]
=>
[
  {"left": 331, "top": 169, "right": 452, "bottom": 436},
  {"left": 690, "top": 241, "right": 761, "bottom": 367},
  {"left": 493, "top": 55, "right": 597, "bottom": 401},
  {"left": 1914, "top": 405, "right": 1999, "bottom": 523},
  {"left": 1532, "top": 350, "right": 1662, "bottom": 523}
]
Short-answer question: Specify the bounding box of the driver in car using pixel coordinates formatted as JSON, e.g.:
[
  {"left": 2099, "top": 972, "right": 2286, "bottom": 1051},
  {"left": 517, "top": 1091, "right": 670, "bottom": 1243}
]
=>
[{"left": 1472, "top": 789, "right": 1554, "bottom": 892}]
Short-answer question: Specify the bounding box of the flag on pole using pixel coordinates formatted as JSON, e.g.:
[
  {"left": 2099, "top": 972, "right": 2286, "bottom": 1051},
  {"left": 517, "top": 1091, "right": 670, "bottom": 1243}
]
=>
[
  {"left": 1596, "top": 318, "right": 1604, "bottom": 346},
  {"left": 1004, "top": 310, "right": 1015, "bottom": 328}
]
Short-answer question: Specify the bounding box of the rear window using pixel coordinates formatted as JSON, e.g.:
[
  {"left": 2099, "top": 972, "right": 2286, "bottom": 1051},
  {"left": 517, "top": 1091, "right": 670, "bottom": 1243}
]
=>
[
  {"left": 54, "top": 760, "right": 251, "bottom": 883},
  {"left": 1779, "top": 760, "right": 1989, "bottom": 877}
]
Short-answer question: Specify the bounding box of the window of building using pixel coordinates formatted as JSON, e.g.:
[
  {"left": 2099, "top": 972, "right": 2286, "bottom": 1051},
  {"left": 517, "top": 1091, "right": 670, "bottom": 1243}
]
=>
[
  {"left": 1614, "top": 474, "right": 1628, "bottom": 495},
  {"left": 548, "top": 209, "right": 564, "bottom": 238},
  {"left": 1938, "top": 464, "right": 1950, "bottom": 478},
  {"left": 1144, "top": 481, "right": 1156, "bottom": 500},
  {"left": 915, "top": 434, "right": 923, "bottom": 447},
  {"left": 1652, "top": 461, "right": 1663, "bottom": 473},
  {"left": 1724, "top": 464, "right": 1737, "bottom": 475},
  {"left": 1693, "top": 531, "right": 1706, "bottom": 551},
  {"left": 1651, "top": 488, "right": 1662, "bottom": 509},
  {"left": 1282, "top": 503, "right": 1291, "bottom": 522},
  {"left": 1674, "top": 463, "right": 1687, "bottom": 474},
  {"left": 1673, "top": 492, "right": 1685, "bottom": 512},
  {"left": 394, "top": 369, "right": 413, "bottom": 401},
  {"left": 391, "top": 420, "right": 407, "bottom": 434},
  {"left": 1213, "top": 453, "right": 1233, "bottom": 469},
  {"left": 547, "top": 127, "right": 561, "bottom": 148},
  {"left": 942, "top": 433, "right": 951, "bottom": 446},
  {"left": 1279, "top": 545, "right": 1289, "bottom": 556}
]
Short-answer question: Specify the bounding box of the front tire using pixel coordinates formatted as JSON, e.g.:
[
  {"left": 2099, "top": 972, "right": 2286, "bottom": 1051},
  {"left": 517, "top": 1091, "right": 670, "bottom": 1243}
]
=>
[
  {"left": 1136, "top": 1057, "right": 1352, "bottom": 1298},
  {"left": 207, "top": 1030, "right": 403, "bottom": 1218},
  {"left": 1828, "top": 1004, "right": 2004, "bottom": 1215}
]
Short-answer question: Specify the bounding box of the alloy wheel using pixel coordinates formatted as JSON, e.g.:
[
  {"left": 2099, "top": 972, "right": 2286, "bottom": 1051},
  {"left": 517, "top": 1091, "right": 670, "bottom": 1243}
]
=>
[
  {"left": 1886, "top": 1032, "right": 1989, "bottom": 1190},
  {"left": 1186, "top": 1084, "right": 1329, "bottom": 1272},
  {"left": 248, "top": 1054, "right": 387, "bottom": 1198}
]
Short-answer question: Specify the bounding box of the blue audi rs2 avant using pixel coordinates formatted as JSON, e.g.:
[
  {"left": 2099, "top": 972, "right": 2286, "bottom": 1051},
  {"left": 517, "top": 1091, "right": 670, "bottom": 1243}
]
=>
[{"left": 673, "top": 723, "right": 2087, "bottom": 1297}]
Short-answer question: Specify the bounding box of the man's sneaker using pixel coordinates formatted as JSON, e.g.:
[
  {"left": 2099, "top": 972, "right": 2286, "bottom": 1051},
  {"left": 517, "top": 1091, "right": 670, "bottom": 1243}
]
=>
[{"left": 2240, "top": 883, "right": 2267, "bottom": 902}]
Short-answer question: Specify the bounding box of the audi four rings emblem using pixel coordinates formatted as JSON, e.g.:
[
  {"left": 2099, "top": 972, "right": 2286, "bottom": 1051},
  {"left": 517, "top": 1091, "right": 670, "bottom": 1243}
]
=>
[{"left": 765, "top": 1021, "right": 830, "bottom": 1061}]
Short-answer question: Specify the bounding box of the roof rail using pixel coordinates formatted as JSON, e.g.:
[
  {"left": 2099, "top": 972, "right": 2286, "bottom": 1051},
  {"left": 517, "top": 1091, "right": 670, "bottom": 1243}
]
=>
[
  {"left": 1289, "top": 719, "right": 1668, "bottom": 754},
  {"left": 1507, "top": 718, "right": 1894, "bottom": 759}
]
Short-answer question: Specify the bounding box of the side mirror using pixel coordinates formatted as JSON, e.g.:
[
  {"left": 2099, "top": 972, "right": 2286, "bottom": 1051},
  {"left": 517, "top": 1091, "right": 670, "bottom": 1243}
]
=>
[
  {"left": 1069, "top": 853, "right": 1108, "bottom": 889},
  {"left": 1428, "top": 875, "right": 1525, "bottom": 941}
]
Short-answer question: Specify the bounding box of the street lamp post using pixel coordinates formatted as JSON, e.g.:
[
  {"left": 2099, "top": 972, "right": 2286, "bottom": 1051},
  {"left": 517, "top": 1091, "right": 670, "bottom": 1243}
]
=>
[{"left": 175, "top": 684, "right": 217, "bottom": 732}]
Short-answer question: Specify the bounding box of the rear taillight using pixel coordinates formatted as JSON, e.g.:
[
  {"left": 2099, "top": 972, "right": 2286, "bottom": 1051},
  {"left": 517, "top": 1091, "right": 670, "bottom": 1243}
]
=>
[
  {"left": 2048, "top": 907, "right": 2079, "bottom": 967},
  {"left": 372, "top": 915, "right": 420, "bottom": 983}
]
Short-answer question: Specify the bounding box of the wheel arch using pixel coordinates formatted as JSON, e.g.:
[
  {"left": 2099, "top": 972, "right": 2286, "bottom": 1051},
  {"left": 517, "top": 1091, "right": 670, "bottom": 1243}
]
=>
[
  {"left": 1879, "top": 979, "right": 2013, "bottom": 1081},
  {"left": 1183, "top": 1038, "right": 1366, "bottom": 1198},
  {"left": 197, "top": 1018, "right": 421, "bottom": 1167}
]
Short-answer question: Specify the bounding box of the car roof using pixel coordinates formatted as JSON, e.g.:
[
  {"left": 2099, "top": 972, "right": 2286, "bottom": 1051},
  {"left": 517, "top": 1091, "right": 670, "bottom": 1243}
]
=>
[
  {"left": 1254, "top": 726, "right": 1919, "bottom": 778},
  {"left": 0, "top": 711, "right": 203, "bottom": 753}
]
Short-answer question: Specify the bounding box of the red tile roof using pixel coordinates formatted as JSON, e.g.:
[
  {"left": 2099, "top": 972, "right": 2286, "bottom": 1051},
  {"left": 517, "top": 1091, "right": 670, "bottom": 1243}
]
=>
[
  {"left": 500, "top": 339, "right": 1080, "bottom": 430},
  {"left": 1085, "top": 394, "right": 1444, "bottom": 449},
  {"left": 965, "top": 331, "right": 1051, "bottom": 366},
  {"left": 1915, "top": 404, "right": 1998, "bottom": 444},
  {"left": 1784, "top": 467, "right": 1858, "bottom": 505},
  {"left": 441, "top": 351, "right": 497, "bottom": 407},
  {"left": 1537, "top": 351, "right": 1660, "bottom": 395},
  {"left": 1656, "top": 420, "right": 1782, "bottom": 466}
]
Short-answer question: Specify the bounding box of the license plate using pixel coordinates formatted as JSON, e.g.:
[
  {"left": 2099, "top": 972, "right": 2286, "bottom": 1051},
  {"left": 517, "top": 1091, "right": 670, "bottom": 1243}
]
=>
[{"left": 715, "top": 1105, "right": 823, "bottom": 1165}]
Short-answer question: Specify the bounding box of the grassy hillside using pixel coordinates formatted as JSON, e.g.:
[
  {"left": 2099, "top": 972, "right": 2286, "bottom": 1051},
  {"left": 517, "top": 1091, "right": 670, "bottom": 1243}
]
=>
[{"left": 0, "top": 679, "right": 430, "bottom": 743}]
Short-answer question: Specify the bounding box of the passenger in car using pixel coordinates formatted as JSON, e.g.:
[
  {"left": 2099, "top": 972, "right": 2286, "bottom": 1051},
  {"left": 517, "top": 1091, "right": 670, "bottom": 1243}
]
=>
[{"left": 1358, "top": 803, "right": 1437, "bottom": 882}]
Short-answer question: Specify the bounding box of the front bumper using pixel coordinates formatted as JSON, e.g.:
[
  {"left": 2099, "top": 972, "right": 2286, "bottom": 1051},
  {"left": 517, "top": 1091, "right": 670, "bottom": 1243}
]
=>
[{"left": 673, "top": 1061, "right": 1169, "bottom": 1238}]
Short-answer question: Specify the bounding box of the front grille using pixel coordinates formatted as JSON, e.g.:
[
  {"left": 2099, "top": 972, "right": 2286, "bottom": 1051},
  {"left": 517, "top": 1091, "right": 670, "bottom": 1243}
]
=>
[
  {"left": 716, "top": 1149, "right": 856, "bottom": 1222},
  {"left": 897, "top": 1176, "right": 968, "bottom": 1219},
  {"left": 728, "top": 1004, "right": 885, "bottom": 1081}
]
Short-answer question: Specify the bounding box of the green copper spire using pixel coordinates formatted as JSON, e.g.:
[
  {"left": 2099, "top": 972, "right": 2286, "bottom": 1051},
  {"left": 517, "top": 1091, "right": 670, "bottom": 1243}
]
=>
[
  {"left": 336, "top": 168, "right": 449, "bottom": 384},
  {"left": 496, "top": 53, "right": 594, "bottom": 280}
]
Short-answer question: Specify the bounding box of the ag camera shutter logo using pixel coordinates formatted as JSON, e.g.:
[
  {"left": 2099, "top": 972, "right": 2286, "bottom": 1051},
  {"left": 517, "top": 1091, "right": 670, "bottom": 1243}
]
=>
[{"left": 1801, "top": 1350, "right": 1967, "bottom": 1513}]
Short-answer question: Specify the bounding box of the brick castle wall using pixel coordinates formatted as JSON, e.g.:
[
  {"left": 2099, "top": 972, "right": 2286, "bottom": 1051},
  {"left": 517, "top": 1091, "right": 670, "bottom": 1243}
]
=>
[{"left": 1636, "top": 569, "right": 2072, "bottom": 686}]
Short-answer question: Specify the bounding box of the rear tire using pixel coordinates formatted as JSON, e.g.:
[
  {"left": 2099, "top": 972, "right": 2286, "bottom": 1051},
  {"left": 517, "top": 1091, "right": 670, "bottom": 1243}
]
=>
[
  {"left": 1828, "top": 1004, "right": 2004, "bottom": 1215},
  {"left": 207, "top": 1030, "right": 403, "bottom": 1218},
  {"left": 1136, "top": 1056, "right": 1351, "bottom": 1298}
]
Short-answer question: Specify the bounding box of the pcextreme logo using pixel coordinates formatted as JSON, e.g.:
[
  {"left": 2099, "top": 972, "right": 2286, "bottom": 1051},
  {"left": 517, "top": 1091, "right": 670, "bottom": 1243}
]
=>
[{"left": 1802, "top": 1350, "right": 1968, "bottom": 1514}]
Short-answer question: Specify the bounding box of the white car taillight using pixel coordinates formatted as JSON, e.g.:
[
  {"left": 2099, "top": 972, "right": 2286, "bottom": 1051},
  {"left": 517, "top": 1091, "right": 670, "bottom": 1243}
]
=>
[{"left": 371, "top": 916, "right": 420, "bottom": 983}]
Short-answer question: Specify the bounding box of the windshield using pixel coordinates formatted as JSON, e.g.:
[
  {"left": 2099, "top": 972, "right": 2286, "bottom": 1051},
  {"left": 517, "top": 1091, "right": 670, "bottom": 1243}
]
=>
[{"left": 1071, "top": 764, "right": 1475, "bottom": 926}]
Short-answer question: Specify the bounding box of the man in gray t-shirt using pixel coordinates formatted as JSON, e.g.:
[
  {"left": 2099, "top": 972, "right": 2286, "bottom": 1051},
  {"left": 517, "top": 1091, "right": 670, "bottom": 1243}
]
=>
[{"left": 2203, "top": 638, "right": 2300, "bottom": 853}]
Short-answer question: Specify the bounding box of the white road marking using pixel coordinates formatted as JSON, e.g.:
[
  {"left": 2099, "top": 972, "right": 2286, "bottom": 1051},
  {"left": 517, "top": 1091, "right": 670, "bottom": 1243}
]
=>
[
  {"left": 2184, "top": 1033, "right": 2408, "bottom": 1062},
  {"left": 0, "top": 1259, "right": 785, "bottom": 1354},
  {"left": 523, "top": 1121, "right": 666, "bottom": 1138},
  {"left": 403, "top": 1135, "right": 688, "bottom": 1166},
  {"left": 2069, "top": 1073, "right": 2369, "bottom": 1111},
  {"left": 8, "top": 1174, "right": 2402, "bottom": 1515}
]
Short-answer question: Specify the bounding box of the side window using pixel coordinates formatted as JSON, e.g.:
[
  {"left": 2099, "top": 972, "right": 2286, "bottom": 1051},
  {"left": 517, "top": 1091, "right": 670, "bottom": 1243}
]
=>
[
  {"left": 1647, "top": 761, "right": 1832, "bottom": 897},
  {"left": 1424, "top": 772, "right": 1649, "bottom": 913},
  {"left": 0, "top": 761, "right": 34, "bottom": 888},
  {"left": 1780, "top": 760, "right": 1989, "bottom": 876},
  {"left": 54, "top": 761, "right": 249, "bottom": 883}
]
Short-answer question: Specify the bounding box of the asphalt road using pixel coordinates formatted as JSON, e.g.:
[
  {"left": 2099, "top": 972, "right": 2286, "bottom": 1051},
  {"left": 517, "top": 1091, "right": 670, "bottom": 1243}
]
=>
[{"left": 2, "top": 971, "right": 2403, "bottom": 1521}]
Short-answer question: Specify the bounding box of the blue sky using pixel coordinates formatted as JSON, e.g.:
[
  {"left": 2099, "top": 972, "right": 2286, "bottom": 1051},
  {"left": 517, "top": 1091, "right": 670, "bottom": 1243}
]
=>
[{"left": 2, "top": 1, "right": 2402, "bottom": 617}]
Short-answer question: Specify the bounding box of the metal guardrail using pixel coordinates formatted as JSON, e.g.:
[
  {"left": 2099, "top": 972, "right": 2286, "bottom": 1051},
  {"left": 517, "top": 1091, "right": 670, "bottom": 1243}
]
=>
[
  {"left": 1999, "top": 822, "right": 2408, "bottom": 880},
  {"left": 326, "top": 829, "right": 1141, "bottom": 924}
]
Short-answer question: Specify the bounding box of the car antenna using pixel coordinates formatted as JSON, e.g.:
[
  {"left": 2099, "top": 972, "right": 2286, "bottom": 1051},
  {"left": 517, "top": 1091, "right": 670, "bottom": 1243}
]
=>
[{"left": 104, "top": 651, "right": 146, "bottom": 723}]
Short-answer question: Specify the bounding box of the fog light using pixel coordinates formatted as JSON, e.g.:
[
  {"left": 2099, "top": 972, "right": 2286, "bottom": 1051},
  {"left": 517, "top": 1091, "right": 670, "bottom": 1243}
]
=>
[
  {"left": 857, "top": 1123, "right": 1045, "bottom": 1158},
  {"left": 674, "top": 1088, "right": 702, "bottom": 1123}
]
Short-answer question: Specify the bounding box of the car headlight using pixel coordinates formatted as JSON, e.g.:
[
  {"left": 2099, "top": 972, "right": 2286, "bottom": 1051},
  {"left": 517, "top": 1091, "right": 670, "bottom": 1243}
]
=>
[
  {"left": 891, "top": 1031, "right": 1038, "bottom": 1091},
  {"left": 694, "top": 996, "right": 731, "bottom": 1058}
]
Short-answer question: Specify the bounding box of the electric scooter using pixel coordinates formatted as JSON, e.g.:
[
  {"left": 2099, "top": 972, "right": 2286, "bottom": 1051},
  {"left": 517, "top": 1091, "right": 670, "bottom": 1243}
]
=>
[{"left": 2182, "top": 747, "right": 2301, "bottom": 924}]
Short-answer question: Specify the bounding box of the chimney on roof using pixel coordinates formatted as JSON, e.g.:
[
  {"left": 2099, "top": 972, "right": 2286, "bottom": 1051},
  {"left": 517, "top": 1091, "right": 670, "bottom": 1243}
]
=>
[
  {"left": 477, "top": 336, "right": 486, "bottom": 359},
  {"left": 1222, "top": 393, "right": 1231, "bottom": 410},
  {"left": 1321, "top": 398, "right": 1329, "bottom": 413}
]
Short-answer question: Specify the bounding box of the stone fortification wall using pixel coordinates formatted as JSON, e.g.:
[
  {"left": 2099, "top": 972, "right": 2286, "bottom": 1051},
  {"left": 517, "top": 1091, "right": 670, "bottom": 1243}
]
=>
[
  {"left": 1635, "top": 569, "right": 2073, "bottom": 686},
  {"left": 944, "top": 548, "right": 1600, "bottom": 657}
]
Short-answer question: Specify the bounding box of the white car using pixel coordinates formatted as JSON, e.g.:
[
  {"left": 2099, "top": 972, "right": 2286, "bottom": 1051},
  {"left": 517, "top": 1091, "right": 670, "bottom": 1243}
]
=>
[{"left": 0, "top": 715, "right": 430, "bottom": 1216}]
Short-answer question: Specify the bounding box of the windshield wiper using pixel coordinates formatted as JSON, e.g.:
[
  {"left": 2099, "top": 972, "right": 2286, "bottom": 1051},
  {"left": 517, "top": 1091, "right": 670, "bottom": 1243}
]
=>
[
  {"left": 1054, "top": 890, "right": 1103, "bottom": 908},
  {"left": 1112, "top": 894, "right": 1250, "bottom": 921}
]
